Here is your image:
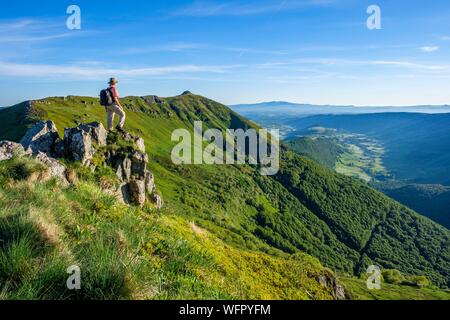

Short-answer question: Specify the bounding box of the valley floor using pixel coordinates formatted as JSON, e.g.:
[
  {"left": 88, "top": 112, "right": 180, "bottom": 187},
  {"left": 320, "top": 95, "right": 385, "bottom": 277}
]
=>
[{"left": 342, "top": 277, "right": 450, "bottom": 300}]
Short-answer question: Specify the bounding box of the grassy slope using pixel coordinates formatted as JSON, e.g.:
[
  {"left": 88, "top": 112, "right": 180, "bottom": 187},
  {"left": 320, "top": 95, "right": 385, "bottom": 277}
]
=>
[
  {"left": 0, "top": 94, "right": 449, "bottom": 299},
  {"left": 0, "top": 157, "right": 334, "bottom": 300},
  {"left": 343, "top": 277, "right": 450, "bottom": 300}
]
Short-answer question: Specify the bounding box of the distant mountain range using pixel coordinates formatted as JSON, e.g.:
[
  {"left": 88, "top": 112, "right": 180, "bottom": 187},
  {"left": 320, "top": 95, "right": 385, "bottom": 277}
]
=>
[{"left": 231, "top": 101, "right": 450, "bottom": 119}]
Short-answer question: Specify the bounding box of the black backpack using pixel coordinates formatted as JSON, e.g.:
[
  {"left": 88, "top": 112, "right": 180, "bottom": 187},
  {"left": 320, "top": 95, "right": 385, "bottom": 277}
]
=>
[{"left": 100, "top": 88, "right": 113, "bottom": 106}]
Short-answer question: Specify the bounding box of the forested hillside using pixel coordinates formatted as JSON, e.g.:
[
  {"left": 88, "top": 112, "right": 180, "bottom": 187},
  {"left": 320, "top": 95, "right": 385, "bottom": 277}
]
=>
[{"left": 286, "top": 137, "right": 343, "bottom": 169}]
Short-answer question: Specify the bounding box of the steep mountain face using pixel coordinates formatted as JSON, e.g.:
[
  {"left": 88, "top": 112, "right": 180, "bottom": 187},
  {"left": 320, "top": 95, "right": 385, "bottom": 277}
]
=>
[
  {"left": 1, "top": 94, "right": 449, "bottom": 289},
  {"left": 285, "top": 137, "right": 344, "bottom": 169},
  {"left": 272, "top": 152, "right": 449, "bottom": 285},
  {"left": 285, "top": 135, "right": 450, "bottom": 229},
  {"left": 381, "top": 184, "right": 450, "bottom": 229}
]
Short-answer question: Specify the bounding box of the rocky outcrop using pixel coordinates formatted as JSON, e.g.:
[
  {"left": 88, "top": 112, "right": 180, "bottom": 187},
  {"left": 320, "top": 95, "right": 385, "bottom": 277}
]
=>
[
  {"left": 151, "top": 192, "right": 164, "bottom": 209},
  {"left": 64, "top": 127, "right": 93, "bottom": 165},
  {"left": 63, "top": 122, "right": 107, "bottom": 165},
  {"left": 35, "top": 152, "right": 69, "bottom": 186},
  {"left": 0, "top": 141, "right": 27, "bottom": 160},
  {"left": 145, "top": 171, "right": 163, "bottom": 208},
  {"left": 20, "top": 120, "right": 59, "bottom": 155},
  {"left": 108, "top": 141, "right": 161, "bottom": 208},
  {"left": 0, "top": 142, "right": 69, "bottom": 185},
  {"left": 145, "top": 172, "right": 155, "bottom": 194},
  {"left": 130, "top": 151, "right": 148, "bottom": 177},
  {"left": 128, "top": 179, "right": 146, "bottom": 206},
  {"left": 1, "top": 120, "right": 162, "bottom": 209},
  {"left": 52, "top": 139, "right": 65, "bottom": 159},
  {"left": 115, "top": 157, "right": 132, "bottom": 181},
  {"left": 316, "top": 273, "right": 349, "bottom": 300},
  {"left": 142, "top": 95, "right": 163, "bottom": 106},
  {"left": 122, "top": 132, "right": 145, "bottom": 153},
  {"left": 79, "top": 122, "right": 108, "bottom": 146}
]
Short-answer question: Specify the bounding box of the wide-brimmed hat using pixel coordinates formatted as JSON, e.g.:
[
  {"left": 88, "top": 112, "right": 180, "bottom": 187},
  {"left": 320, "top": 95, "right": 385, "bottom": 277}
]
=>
[{"left": 108, "top": 77, "right": 118, "bottom": 85}]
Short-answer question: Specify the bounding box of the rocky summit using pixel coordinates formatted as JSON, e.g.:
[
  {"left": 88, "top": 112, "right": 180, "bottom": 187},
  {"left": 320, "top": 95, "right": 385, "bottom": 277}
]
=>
[{"left": 0, "top": 120, "right": 162, "bottom": 208}]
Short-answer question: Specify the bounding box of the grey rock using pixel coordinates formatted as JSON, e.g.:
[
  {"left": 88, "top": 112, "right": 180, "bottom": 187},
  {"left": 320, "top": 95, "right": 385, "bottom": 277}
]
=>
[
  {"left": 0, "top": 141, "right": 26, "bottom": 161},
  {"left": 128, "top": 179, "right": 146, "bottom": 207},
  {"left": 116, "top": 183, "right": 130, "bottom": 204},
  {"left": 64, "top": 127, "right": 93, "bottom": 165},
  {"left": 20, "top": 121, "right": 59, "bottom": 155},
  {"left": 316, "top": 274, "right": 328, "bottom": 288},
  {"left": 115, "top": 164, "right": 124, "bottom": 180},
  {"left": 130, "top": 151, "right": 148, "bottom": 177},
  {"left": 63, "top": 122, "right": 107, "bottom": 164},
  {"left": 145, "top": 171, "right": 155, "bottom": 194},
  {"left": 115, "top": 165, "right": 124, "bottom": 181},
  {"left": 333, "top": 283, "right": 347, "bottom": 301},
  {"left": 316, "top": 273, "right": 348, "bottom": 300},
  {"left": 122, "top": 132, "right": 146, "bottom": 153},
  {"left": 35, "top": 152, "right": 69, "bottom": 186},
  {"left": 79, "top": 122, "right": 107, "bottom": 147},
  {"left": 52, "top": 139, "right": 65, "bottom": 158},
  {"left": 134, "top": 137, "right": 146, "bottom": 153},
  {"left": 120, "top": 183, "right": 130, "bottom": 203},
  {"left": 115, "top": 157, "right": 132, "bottom": 181},
  {"left": 143, "top": 95, "right": 163, "bottom": 106},
  {"left": 151, "top": 192, "right": 164, "bottom": 209}
]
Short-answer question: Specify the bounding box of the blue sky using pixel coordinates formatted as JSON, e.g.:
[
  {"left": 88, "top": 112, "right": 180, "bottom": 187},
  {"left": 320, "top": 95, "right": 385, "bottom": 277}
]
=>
[{"left": 0, "top": 0, "right": 449, "bottom": 106}]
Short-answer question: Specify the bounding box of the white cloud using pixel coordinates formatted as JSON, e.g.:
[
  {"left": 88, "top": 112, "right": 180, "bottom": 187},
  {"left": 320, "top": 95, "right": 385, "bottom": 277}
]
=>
[
  {"left": 368, "top": 60, "right": 448, "bottom": 71},
  {"left": 440, "top": 36, "right": 450, "bottom": 41},
  {"left": 419, "top": 46, "right": 440, "bottom": 53},
  {"left": 174, "top": 0, "right": 334, "bottom": 17},
  {"left": 0, "top": 61, "right": 243, "bottom": 79},
  {"left": 0, "top": 18, "right": 77, "bottom": 44},
  {"left": 120, "top": 42, "right": 204, "bottom": 54},
  {"left": 0, "top": 33, "right": 72, "bottom": 43},
  {"left": 0, "top": 19, "right": 35, "bottom": 30},
  {"left": 118, "top": 42, "right": 287, "bottom": 56},
  {"left": 258, "top": 57, "right": 450, "bottom": 71}
]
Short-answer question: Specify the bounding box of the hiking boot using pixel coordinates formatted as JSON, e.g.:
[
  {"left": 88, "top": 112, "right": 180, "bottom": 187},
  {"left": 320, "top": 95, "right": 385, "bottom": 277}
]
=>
[{"left": 116, "top": 126, "right": 126, "bottom": 133}]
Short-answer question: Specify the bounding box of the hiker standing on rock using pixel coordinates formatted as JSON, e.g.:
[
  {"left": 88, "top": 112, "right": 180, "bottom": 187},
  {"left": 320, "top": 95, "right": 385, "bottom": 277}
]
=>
[{"left": 100, "top": 77, "right": 126, "bottom": 132}]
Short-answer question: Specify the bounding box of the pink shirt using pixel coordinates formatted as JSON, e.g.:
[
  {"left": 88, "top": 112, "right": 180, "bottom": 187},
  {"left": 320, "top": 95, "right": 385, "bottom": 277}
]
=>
[{"left": 109, "top": 85, "right": 119, "bottom": 99}]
